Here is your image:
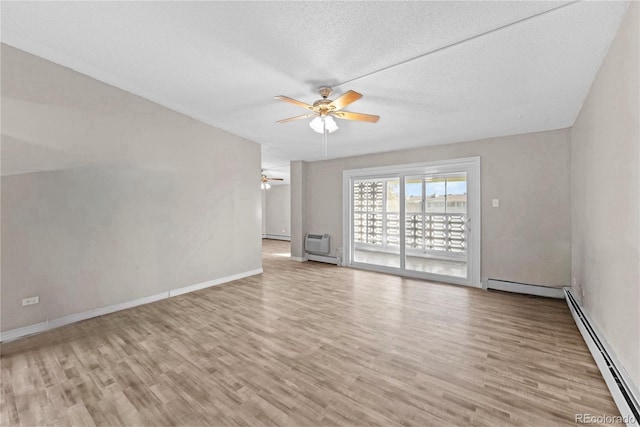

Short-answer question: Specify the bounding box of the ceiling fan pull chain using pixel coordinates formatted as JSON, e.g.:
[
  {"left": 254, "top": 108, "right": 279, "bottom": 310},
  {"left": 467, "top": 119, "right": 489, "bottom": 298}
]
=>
[{"left": 323, "top": 120, "right": 328, "bottom": 158}]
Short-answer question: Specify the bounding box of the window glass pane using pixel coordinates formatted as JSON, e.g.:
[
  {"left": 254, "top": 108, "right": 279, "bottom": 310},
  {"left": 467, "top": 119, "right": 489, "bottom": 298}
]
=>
[
  {"left": 445, "top": 174, "right": 467, "bottom": 214},
  {"left": 386, "top": 180, "right": 400, "bottom": 213},
  {"left": 405, "top": 177, "right": 423, "bottom": 213},
  {"left": 353, "top": 180, "right": 384, "bottom": 213},
  {"left": 425, "top": 178, "right": 446, "bottom": 213},
  {"left": 353, "top": 179, "right": 384, "bottom": 246}
]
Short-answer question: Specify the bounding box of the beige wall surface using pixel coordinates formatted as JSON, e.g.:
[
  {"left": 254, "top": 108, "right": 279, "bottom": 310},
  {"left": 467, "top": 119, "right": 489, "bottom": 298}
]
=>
[
  {"left": 261, "top": 189, "right": 267, "bottom": 236},
  {"left": 302, "top": 129, "right": 571, "bottom": 287},
  {"left": 264, "top": 185, "right": 291, "bottom": 238},
  {"left": 571, "top": 3, "right": 639, "bottom": 388},
  {"left": 1, "top": 45, "right": 262, "bottom": 332},
  {"left": 290, "top": 161, "right": 307, "bottom": 259}
]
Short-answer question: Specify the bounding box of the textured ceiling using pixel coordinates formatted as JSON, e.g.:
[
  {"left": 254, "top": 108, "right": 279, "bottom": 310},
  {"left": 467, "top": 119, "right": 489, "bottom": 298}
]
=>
[{"left": 0, "top": 1, "right": 630, "bottom": 182}]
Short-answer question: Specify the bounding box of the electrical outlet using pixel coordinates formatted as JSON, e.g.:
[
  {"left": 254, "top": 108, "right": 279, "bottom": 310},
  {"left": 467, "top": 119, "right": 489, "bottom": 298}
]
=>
[
  {"left": 22, "top": 296, "right": 39, "bottom": 306},
  {"left": 492, "top": 199, "right": 500, "bottom": 207}
]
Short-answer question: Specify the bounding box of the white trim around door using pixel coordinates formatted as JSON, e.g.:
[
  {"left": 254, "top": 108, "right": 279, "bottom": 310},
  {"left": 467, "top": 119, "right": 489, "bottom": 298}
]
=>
[{"left": 343, "top": 157, "right": 481, "bottom": 287}]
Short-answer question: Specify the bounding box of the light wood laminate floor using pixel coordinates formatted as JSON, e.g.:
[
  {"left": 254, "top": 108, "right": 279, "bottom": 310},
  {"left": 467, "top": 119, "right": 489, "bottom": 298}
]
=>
[{"left": 1, "top": 240, "right": 620, "bottom": 426}]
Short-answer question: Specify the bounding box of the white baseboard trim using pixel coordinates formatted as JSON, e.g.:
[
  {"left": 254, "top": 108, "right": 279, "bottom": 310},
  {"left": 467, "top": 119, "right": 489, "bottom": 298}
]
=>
[
  {"left": 564, "top": 289, "right": 639, "bottom": 425},
  {"left": 263, "top": 234, "right": 291, "bottom": 241},
  {"left": 169, "top": 268, "right": 263, "bottom": 297},
  {"left": 290, "top": 256, "right": 307, "bottom": 262},
  {"left": 484, "top": 278, "right": 564, "bottom": 298},
  {"left": 0, "top": 268, "right": 263, "bottom": 343},
  {"left": 47, "top": 292, "right": 167, "bottom": 331},
  {"left": 307, "top": 253, "right": 339, "bottom": 265},
  {"left": 0, "top": 321, "right": 50, "bottom": 342}
]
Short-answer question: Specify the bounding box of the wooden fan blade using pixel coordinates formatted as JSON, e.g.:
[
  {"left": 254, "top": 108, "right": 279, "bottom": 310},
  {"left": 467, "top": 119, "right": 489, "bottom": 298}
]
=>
[
  {"left": 276, "top": 113, "right": 318, "bottom": 123},
  {"left": 333, "top": 111, "right": 380, "bottom": 123},
  {"left": 329, "top": 90, "right": 362, "bottom": 111},
  {"left": 267, "top": 178, "right": 284, "bottom": 181},
  {"left": 274, "top": 95, "right": 315, "bottom": 110}
]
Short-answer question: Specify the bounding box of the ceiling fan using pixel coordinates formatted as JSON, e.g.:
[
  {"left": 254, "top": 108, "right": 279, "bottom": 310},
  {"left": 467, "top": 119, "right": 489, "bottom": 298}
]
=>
[
  {"left": 274, "top": 87, "right": 379, "bottom": 133},
  {"left": 261, "top": 173, "right": 283, "bottom": 190}
]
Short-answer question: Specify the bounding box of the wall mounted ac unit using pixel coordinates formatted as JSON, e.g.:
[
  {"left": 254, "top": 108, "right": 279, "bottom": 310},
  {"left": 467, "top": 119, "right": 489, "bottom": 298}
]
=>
[{"left": 305, "top": 233, "right": 330, "bottom": 255}]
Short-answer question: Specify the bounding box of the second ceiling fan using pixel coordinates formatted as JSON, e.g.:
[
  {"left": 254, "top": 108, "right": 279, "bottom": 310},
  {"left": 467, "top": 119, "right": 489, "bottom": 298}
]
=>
[{"left": 275, "top": 86, "right": 379, "bottom": 133}]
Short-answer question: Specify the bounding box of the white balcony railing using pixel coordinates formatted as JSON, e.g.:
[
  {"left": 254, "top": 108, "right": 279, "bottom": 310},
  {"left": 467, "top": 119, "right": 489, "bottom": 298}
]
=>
[{"left": 354, "top": 211, "right": 466, "bottom": 257}]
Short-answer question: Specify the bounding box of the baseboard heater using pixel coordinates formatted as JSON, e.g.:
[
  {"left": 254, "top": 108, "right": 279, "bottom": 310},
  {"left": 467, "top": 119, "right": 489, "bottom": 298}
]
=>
[
  {"left": 485, "top": 278, "right": 564, "bottom": 298},
  {"left": 263, "top": 234, "right": 291, "bottom": 241},
  {"left": 306, "top": 253, "right": 340, "bottom": 265},
  {"left": 565, "top": 289, "right": 639, "bottom": 425}
]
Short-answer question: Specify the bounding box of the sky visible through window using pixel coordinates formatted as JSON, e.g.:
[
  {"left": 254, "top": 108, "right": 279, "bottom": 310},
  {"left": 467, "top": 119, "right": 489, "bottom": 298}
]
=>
[
  {"left": 399, "top": 178, "right": 467, "bottom": 197},
  {"left": 425, "top": 181, "right": 467, "bottom": 197}
]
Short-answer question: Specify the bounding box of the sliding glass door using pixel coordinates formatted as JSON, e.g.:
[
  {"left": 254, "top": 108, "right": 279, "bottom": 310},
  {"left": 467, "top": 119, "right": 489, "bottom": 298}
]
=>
[
  {"left": 344, "top": 158, "right": 480, "bottom": 287},
  {"left": 352, "top": 177, "right": 400, "bottom": 268},
  {"left": 404, "top": 173, "right": 467, "bottom": 278}
]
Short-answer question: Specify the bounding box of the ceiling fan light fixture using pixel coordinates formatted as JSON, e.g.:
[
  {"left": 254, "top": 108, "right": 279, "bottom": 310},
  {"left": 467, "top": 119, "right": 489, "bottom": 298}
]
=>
[
  {"left": 309, "top": 116, "right": 339, "bottom": 134},
  {"left": 261, "top": 182, "right": 271, "bottom": 190}
]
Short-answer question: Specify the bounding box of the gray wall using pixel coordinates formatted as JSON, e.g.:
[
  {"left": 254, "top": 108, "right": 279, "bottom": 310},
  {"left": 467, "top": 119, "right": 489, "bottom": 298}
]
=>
[
  {"left": 290, "top": 161, "right": 307, "bottom": 259},
  {"left": 1, "top": 45, "right": 262, "bottom": 332},
  {"left": 264, "top": 184, "right": 291, "bottom": 238},
  {"left": 261, "top": 189, "right": 267, "bottom": 237},
  {"left": 571, "top": 2, "right": 639, "bottom": 388},
  {"left": 296, "top": 129, "right": 571, "bottom": 287}
]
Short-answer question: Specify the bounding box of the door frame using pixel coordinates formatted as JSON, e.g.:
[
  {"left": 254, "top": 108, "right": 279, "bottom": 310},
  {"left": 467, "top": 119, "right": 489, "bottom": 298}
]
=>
[{"left": 342, "top": 157, "right": 481, "bottom": 287}]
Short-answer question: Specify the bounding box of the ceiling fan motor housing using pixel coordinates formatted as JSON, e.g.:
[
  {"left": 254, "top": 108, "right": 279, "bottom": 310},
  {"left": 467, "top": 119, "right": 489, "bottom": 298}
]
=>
[
  {"left": 318, "top": 86, "right": 332, "bottom": 99},
  {"left": 313, "top": 98, "right": 334, "bottom": 116}
]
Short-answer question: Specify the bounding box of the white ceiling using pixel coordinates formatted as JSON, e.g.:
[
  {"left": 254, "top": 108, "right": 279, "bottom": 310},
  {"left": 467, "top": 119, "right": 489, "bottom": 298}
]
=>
[{"left": 0, "top": 1, "right": 630, "bottom": 183}]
